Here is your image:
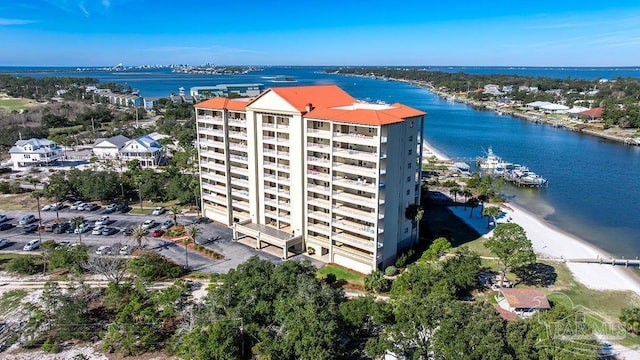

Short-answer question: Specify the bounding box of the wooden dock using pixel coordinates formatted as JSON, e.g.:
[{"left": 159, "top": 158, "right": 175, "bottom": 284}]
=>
[{"left": 565, "top": 257, "right": 640, "bottom": 268}]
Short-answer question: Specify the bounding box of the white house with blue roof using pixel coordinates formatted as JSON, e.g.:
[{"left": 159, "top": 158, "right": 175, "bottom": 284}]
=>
[
  {"left": 9, "top": 138, "right": 63, "bottom": 169},
  {"left": 119, "top": 134, "right": 164, "bottom": 167}
]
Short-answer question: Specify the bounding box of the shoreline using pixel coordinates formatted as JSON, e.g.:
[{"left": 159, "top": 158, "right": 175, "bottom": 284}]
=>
[{"left": 424, "top": 139, "right": 640, "bottom": 294}]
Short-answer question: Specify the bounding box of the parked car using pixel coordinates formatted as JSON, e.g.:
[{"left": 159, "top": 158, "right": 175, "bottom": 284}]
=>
[
  {"left": 152, "top": 206, "right": 166, "bottom": 216},
  {"left": 160, "top": 219, "right": 174, "bottom": 230},
  {"left": 141, "top": 219, "right": 156, "bottom": 230},
  {"left": 101, "top": 227, "right": 118, "bottom": 236},
  {"left": 74, "top": 222, "right": 91, "bottom": 234},
  {"left": 44, "top": 222, "right": 59, "bottom": 232},
  {"left": 95, "top": 245, "right": 112, "bottom": 255},
  {"left": 23, "top": 223, "right": 38, "bottom": 233},
  {"left": 117, "top": 202, "right": 130, "bottom": 213},
  {"left": 23, "top": 239, "right": 40, "bottom": 251},
  {"left": 123, "top": 226, "right": 134, "bottom": 236},
  {"left": 92, "top": 225, "right": 106, "bottom": 235},
  {"left": 0, "top": 223, "right": 11, "bottom": 231},
  {"left": 94, "top": 216, "right": 110, "bottom": 227},
  {"left": 70, "top": 201, "right": 83, "bottom": 210},
  {"left": 119, "top": 245, "right": 132, "bottom": 255},
  {"left": 84, "top": 204, "right": 100, "bottom": 211},
  {"left": 55, "top": 240, "right": 71, "bottom": 249},
  {"left": 104, "top": 203, "right": 117, "bottom": 214},
  {"left": 0, "top": 239, "right": 8, "bottom": 248},
  {"left": 151, "top": 229, "right": 165, "bottom": 238},
  {"left": 50, "top": 202, "right": 63, "bottom": 211},
  {"left": 53, "top": 222, "right": 70, "bottom": 234},
  {"left": 18, "top": 215, "right": 36, "bottom": 226},
  {"left": 41, "top": 204, "right": 53, "bottom": 211},
  {"left": 0, "top": 214, "right": 7, "bottom": 223}
]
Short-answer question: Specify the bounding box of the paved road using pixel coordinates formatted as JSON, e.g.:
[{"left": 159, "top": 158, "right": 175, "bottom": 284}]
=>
[{"left": 0, "top": 207, "right": 322, "bottom": 274}]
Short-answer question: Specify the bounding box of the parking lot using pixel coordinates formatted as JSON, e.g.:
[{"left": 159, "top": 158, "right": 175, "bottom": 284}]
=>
[{"left": 0, "top": 204, "right": 319, "bottom": 273}]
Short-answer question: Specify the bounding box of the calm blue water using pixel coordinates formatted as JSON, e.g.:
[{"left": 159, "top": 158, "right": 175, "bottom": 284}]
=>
[{"left": 3, "top": 66, "right": 640, "bottom": 256}]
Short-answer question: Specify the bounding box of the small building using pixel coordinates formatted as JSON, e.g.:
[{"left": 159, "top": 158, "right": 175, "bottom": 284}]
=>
[
  {"left": 92, "top": 135, "right": 130, "bottom": 159},
  {"left": 190, "top": 84, "right": 264, "bottom": 99},
  {"left": 119, "top": 134, "right": 164, "bottom": 167},
  {"left": 525, "top": 101, "right": 552, "bottom": 110},
  {"left": 540, "top": 103, "right": 570, "bottom": 114},
  {"left": 9, "top": 138, "right": 63, "bottom": 169},
  {"left": 483, "top": 84, "right": 503, "bottom": 96},
  {"left": 496, "top": 288, "right": 550, "bottom": 318},
  {"left": 578, "top": 107, "right": 603, "bottom": 122}
]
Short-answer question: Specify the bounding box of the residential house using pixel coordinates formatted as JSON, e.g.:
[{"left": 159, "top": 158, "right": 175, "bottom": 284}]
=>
[
  {"left": 496, "top": 288, "right": 550, "bottom": 318},
  {"left": 119, "top": 135, "right": 164, "bottom": 167},
  {"left": 483, "top": 84, "right": 503, "bottom": 96},
  {"left": 578, "top": 107, "right": 603, "bottom": 122},
  {"left": 92, "top": 135, "right": 130, "bottom": 159},
  {"left": 9, "top": 138, "right": 63, "bottom": 169}
]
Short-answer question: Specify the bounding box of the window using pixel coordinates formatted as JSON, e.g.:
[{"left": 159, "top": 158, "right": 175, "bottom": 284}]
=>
[
  {"left": 408, "top": 149, "right": 413, "bottom": 155},
  {"left": 408, "top": 163, "right": 412, "bottom": 169},
  {"left": 409, "top": 121, "right": 414, "bottom": 127},
  {"left": 407, "top": 176, "right": 411, "bottom": 182},
  {"left": 404, "top": 227, "right": 409, "bottom": 234},
  {"left": 409, "top": 136, "right": 413, "bottom": 142},
  {"left": 406, "top": 189, "right": 410, "bottom": 195}
]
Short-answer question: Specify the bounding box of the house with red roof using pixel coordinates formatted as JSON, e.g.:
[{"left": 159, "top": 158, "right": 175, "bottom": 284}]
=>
[
  {"left": 578, "top": 107, "right": 603, "bottom": 122},
  {"left": 496, "top": 288, "right": 551, "bottom": 319}
]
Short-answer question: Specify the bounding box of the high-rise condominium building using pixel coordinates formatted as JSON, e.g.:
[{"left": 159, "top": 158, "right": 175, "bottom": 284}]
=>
[{"left": 195, "top": 84, "right": 425, "bottom": 273}]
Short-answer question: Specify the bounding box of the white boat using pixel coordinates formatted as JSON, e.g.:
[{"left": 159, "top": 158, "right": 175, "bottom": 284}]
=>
[{"left": 478, "top": 148, "right": 512, "bottom": 171}]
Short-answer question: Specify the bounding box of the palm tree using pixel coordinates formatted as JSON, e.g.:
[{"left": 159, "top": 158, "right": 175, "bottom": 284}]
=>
[
  {"left": 31, "top": 190, "right": 44, "bottom": 228},
  {"left": 185, "top": 224, "right": 201, "bottom": 270},
  {"left": 461, "top": 189, "right": 473, "bottom": 207},
  {"left": 449, "top": 186, "right": 460, "bottom": 203},
  {"left": 70, "top": 216, "right": 85, "bottom": 244},
  {"left": 130, "top": 225, "right": 147, "bottom": 249},
  {"left": 170, "top": 205, "right": 181, "bottom": 226},
  {"left": 468, "top": 197, "right": 480, "bottom": 218},
  {"left": 482, "top": 206, "right": 502, "bottom": 229}
]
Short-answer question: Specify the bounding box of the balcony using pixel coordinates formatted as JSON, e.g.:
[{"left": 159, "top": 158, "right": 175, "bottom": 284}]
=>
[
  {"left": 307, "top": 183, "right": 331, "bottom": 196},
  {"left": 229, "top": 154, "right": 248, "bottom": 163},
  {"left": 198, "top": 115, "right": 224, "bottom": 124},
  {"left": 332, "top": 148, "right": 379, "bottom": 161},
  {"left": 332, "top": 191, "right": 381, "bottom": 209},
  {"left": 333, "top": 132, "right": 380, "bottom": 146},
  {"left": 198, "top": 127, "right": 224, "bottom": 136},
  {"left": 202, "top": 182, "right": 227, "bottom": 196},
  {"left": 230, "top": 176, "right": 249, "bottom": 187},
  {"left": 333, "top": 205, "right": 378, "bottom": 222},
  {"left": 200, "top": 150, "right": 226, "bottom": 161},
  {"left": 308, "top": 211, "right": 330, "bottom": 222},
  {"left": 307, "top": 142, "right": 331, "bottom": 153},
  {"left": 233, "top": 201, "right": 250, "bottom": 212},
  {"left": 231, "top": 189, "right": 250, "bottom": 200},
  {"left": 307, "top": 169, "right": 331, "bottom": 181},
  {"left": 277, "top": 151, "right": 290, "bottom": 159},
  {"left": 228, "top": 118, "right": 247, "bottom": 126},
  {"left": 332, "top": 232, "right": 375, "bottom": 252},
  {"left": 332, "top": 219, "right": 376, "bottom": 239},
  {"left": 332, "top": 177, "right": 377, "bottom": 193},
  {"left": 228, "top": 142, "right": 247, "bottom": 152},
  {"left": 307, "top": 197, "right": 330, "bottom": 209},
  {"left": 307, "top": 156, "right": 330, "bottom": 167},
  {"left": 230, "top": 166, "right": 249, "bottom": 177},
  {"left": 263, "top": 136, "right": 276, "bottom": 144},
  {"left": 205, "top": 162, "right": 226, "bottom": 173},
  {"left": 202, "top": 193, "right": 228, "bottom": 207},
  {"left": 307, "top": 128, "right": 331, "bottom": 138},
  {"left": 201, "top": 171, "right": 227, "bottom": 183},
  {"left": 264, "top": 210, "right": 290, "bottom": 222},
  {"left": 308, "top": 223, "right": 331, "bottom": 237},
  {"left": 228, "top": 130, "right": 247, "bottom": 140},
  {"left": 333, "top": 162, "right": 378, "bottom": 177},
  {"left": 198, "top": 137, "right": 225, "bottom": 148}
]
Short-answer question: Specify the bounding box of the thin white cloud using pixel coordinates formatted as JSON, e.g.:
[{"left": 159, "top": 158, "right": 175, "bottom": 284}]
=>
[
  {"left": 44, "top": 0, "right": 113, "bottom": 17},
  {"left": 0, "top": 17, "right": 36, "bottom": 25}
]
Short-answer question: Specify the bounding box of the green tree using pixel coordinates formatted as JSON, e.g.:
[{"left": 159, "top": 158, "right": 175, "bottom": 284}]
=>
[
  {"left": 620, "top": 307, "right": 640, "bottom": 334},
  {"left": 467, "top": 197, "right": 480, "bottom": 218},
  {"left": 484, "top": 223, "right": 536, "bottom": 287},
  {"left": 422, "top": 236, "right": 452, "bottom": 261},
  {"left": 185, "top": 224, "right": 200, "bottom": 270},
  {"left": 170, "top": 205, "right": 181, "bottom": 226},
  {"left": 130, "top": 224, "right": 147, "bottom": 249},
  {"left": 483, "top": 205, "right": 503, "bottom": 228},
  {"left": 40, "top": 239, "right": 58, "bottom": 274},
  {"left": 364, "top": 270, "right": 390, "bottom": 294}
]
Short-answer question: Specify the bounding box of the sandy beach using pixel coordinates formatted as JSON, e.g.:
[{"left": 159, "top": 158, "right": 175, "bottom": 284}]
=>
[{"left": 424, "top": 140, "right": 640, "bottom": 294}]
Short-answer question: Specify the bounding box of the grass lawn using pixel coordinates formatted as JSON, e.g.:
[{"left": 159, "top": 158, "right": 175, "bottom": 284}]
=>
[
  {"left": 317, "top": 264, "right": 364, "bottom": 286},
  {"left": 0, "top": 97, "right": 36, "bottom": 112},
  {"left": 0, "top": 253, "right": 42, "bottom": 271},
  {"left": 128, "top": 200, "right": 183, "bottom": 215},
  {"left": 0, "top": 193, "right": 37, "bottom": 210}
]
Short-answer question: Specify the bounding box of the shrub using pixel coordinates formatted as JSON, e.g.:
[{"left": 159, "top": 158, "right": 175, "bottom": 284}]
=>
[
  {"left": 384, "top": 266, "right": 398, "bottom": 276},
  {"left": 364, "top": 270, "right": 390, "bottom": 294},
  {"left": 7, "top": 256, "right": 38, "bottom": 274},
  {"left": 128, "top": 252, "right": 184, "bottom": 281},
  {"left": 324, "top": 273, "right": 337, "bottom": 284},
  {"left": 395, "top": 253, "right": 409, "bottom": 268}
]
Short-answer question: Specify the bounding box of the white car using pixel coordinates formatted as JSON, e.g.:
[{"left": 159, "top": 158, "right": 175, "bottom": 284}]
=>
[
  {"left": 94, "top": 216, "right": 110, "bottom": 227},
  {"left": 18, "top": 215, "right": 36, "bottom": 226},
  {"left": 119, "top": 245, "right": 132, "bottom": 255},
  {"left": 41, "top": 204, "right": 53, "bottom": 211},
  {"left": 50, "top": 202, "right": 63, "bottom": 211},
  {"left": 74, "top": 222, "right": 91, "bottom": 234},
  {"left": 92, "top": 225, "right": 106, "bottom": 235},
  {"left": 0, "top": 238, "right": 8, "bottom": 248},
  {"left": 70, "top": 201, "right": 84, "bottom": 210},
  {"left": 141, "top": 219, "right": 155, "bottom": 230},
  {"left": 95, "top": 245, "right": 112, "bottom": 255},
  {"left": 23, "top": 239, "right": 40, "bottom": 251},
  {"left": 160, "top": 219, "right": 174, "bottom": 230},
  {"left": 152, "top": 206, "right": 166, "bottom": 216}
]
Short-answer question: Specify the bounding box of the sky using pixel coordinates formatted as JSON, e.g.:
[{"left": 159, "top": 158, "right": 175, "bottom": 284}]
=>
[{"left": 1, "top": 0, "right": 640, "bottom": 67}]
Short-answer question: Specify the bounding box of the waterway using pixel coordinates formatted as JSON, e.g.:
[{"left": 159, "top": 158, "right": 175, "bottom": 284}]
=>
[{"left": 3, "top": 66, "right": 640, "bottom": 257}]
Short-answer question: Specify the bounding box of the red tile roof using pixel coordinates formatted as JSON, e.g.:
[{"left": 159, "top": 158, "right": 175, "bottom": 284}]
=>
[
  {"left": 195, "top": 97, "right": 251, "bottom": 111},
  {"left": 500, "top": 288, "right": 550, "bottom": 309},
  {"left": 578, "top": 107, "right": 603, "bottom": 118},
  {"left": 195, "top": 85, "right": 425, "bottom": 126},
  {"left": 307, "top": 103, "right": 426, "bottom": 126},
  {"left": 493, "top": 305, "right": 518, "bottom": 321}
]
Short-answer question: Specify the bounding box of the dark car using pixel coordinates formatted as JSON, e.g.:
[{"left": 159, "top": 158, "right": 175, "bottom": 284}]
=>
[
  {"left": 118, "top": 202, "right": 130, "bottom": 213},
  {"left": 101, "top": 227, "right": 118, "bottom": 236},
  {"left": 123, "top": 226, "right": 134, "bottom": 236},
  {"left": 0, "top": 223, "right": 13, "bottom": 231},
  {"left": 53, "top": 222, "right": 70, "bottom": 234},
  {"left": 44, "top": 222, "right": 59, "bottom": 232}
]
